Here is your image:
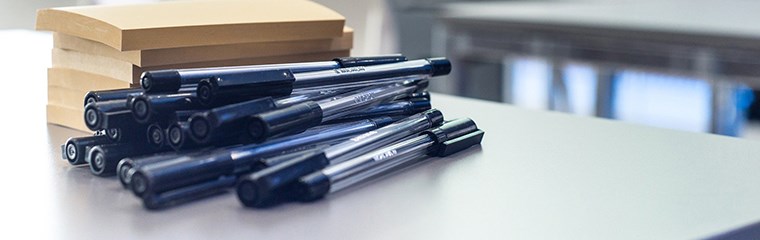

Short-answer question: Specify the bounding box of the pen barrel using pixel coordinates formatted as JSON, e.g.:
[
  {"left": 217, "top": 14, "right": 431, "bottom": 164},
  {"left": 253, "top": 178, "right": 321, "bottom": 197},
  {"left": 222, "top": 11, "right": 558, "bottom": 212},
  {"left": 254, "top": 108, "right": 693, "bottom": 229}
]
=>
[
  {"left": 322, "top": 109, "right": 443, "bottom": 161},
  {"left": 187, "top": 97, "right": 277, "bottom": 143},
  {"left": 247, "top": 101, "right": 324, "bottom": 142},
  {"left": 195, "top": 69, "right": 296, "bottom": 105},
  {"left": 84, "top": 88, "right": 143, "bottom": 106},
  {"left": 292, "top": 58, "right": 450, "bottom": 88},
  {"left": 237, "top": 150, "right": 329, "bottom": 207},
  {"left": 318, "top": 83, "right": 419, "bottom": 122},
  {"left": 63, "top": 135, "right": 113, "bottom": 165},
  {"left": 330, "top": 99, "right": 431, "bottom": 122},
  {"left": 140, "top": 70, "right": 182, "bottom": 93},
  {"left": 298, "top": 138, "right": 432, "bottom": 201}
]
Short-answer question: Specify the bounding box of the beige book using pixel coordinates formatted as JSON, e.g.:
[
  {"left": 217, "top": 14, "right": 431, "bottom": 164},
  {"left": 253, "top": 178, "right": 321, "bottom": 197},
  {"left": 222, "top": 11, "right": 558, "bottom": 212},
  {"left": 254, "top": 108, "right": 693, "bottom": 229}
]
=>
[
  {"left": 47, "top": 104, "right": 90, "bottom": 133},
  {"left": 51, "top": 48, "right": 351, "bottom": 84},
  {"left": 36, "top": 0, "right": 345, "bottom": 50},
  {"left": 54, "top": 27, "right": 354, "bottom": 67},
  {"left": 48, "top": 68, "right": 132, "bottom": 91},
  {"left": 48, "top": 86, "right": 89, "bottom": 109}
]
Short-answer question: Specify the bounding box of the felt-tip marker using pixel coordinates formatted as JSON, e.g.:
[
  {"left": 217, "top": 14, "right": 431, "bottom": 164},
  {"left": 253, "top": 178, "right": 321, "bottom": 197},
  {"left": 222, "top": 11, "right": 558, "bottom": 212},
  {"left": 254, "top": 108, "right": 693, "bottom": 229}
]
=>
[
  {"left": 140, "top": 55, "right": 408, "bottom": 93},
  {"left": 292, "top": 118, "right": 484, "bottom": 202},
  {"left": 195, "top": 58, "right": 450, "bottom": 105}
]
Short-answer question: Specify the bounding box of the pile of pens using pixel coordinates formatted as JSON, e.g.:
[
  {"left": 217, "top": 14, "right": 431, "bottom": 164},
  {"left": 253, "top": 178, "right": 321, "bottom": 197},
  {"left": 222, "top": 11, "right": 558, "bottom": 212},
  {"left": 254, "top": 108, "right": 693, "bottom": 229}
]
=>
[{"left": 61, "top": 55, "right": 484, "bottom": 209}]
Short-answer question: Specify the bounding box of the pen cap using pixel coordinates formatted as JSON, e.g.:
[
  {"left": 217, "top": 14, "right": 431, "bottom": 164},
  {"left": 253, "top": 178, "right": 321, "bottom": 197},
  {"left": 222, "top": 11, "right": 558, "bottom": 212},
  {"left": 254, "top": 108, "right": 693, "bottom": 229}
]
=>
[
  {"left": 141, "top": 70, "right": 182, "bottom": 93},
  {"left": 84, "top": 88, "right": 143, "bottom": 106},
  {"left": 237, "top": 149, "right": 329, "bottom": 207},
  {"left": 83, "top": 100, "right": 129, "bottom": 130},
  {"left": 146, "top": 123, "right": 165, "bottom": 150},
  {"left": 195, "top": 69, "right": 296, "bottom": 105},
  {"left": 63, "top": 135, "right": 113, "bottom": 165},
  {"left": 427, "top": 57, "right": 452, "bottom": 77},
  {"left": 408, "top": 99, "right": 432, "bottom": 114},
  {"left": 88, "top": 143, "right": 157, "bottom": 177},
  {"left": 295, "top": 171, "right": 330, "bottom": 201},
  {"left": 188, "top": 97, "right": 277, "bottom": 143},
  {"left": 247, "top": 101, "right": 323, "bottom": 142},
  {"left": 422, "top": 118, "right": 484, "bottom": 157},
  {"left": 334, "top": 54, "right": 408, "bottom": 68}
]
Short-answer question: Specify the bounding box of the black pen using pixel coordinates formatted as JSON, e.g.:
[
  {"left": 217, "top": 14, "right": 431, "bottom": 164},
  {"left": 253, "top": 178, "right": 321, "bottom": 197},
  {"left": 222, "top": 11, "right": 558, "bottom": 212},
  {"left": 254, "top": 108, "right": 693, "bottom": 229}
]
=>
[
  {"left": 292, "top": 118, "right": 484, "bottom": 202},
  {"left": 84, "top": 88, "right": 143, "bottom": 106},
  {"left": 235, "top": 109, "right": 444, "bottom": 207},
  {"left": 62, "top": 134, "right": 113, "bottom": 165},
  {"left": 195, "top": 58, "right": 450, "bottom": 105},
  {"left": 247, "top": 80, "right": 424, "bottom": 142},
  {"left": 128, "top": 117, "right": 398, "bottom": 198},
  {"left": 185, "top": 88, "right": 349, "bottom": 145},
  {"left": 140, "top": 55, "right": 408, "bottom": 93}
]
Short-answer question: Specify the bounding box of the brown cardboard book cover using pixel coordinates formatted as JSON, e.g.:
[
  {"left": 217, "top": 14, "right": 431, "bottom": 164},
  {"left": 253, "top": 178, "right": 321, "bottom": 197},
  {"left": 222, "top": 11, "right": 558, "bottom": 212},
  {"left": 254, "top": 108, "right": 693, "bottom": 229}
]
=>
[
  {"left": 47, "top": 104, "right": 89, "bottom": 133},
  {"left": 52, "top": 48, "right": 351, "bottom": 84},
  {"left": 48, "top": 86, "right": 89, "bottom": 109},
  {"left": 36, "top": 0, "right": 345, "bottom": 51},
  {"left": 53, "top": 27, "right": 353, "bottom": 67},
  {"left": 48, "top": 68, "right": 132, "bottom": 91}
]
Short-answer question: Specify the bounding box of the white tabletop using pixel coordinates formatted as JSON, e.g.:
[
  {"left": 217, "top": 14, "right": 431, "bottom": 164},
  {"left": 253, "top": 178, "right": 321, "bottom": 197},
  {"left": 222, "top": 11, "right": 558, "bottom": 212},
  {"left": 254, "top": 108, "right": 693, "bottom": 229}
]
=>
[{"left": 2, "top": 30, "right": 760, "bottom": 239}]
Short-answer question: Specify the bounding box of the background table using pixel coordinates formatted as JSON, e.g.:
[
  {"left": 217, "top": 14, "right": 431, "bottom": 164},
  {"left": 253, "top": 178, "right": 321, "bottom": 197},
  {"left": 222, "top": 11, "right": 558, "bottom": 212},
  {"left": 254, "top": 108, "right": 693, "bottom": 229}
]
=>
[
  {"left": 2, "top": 30, "right": 760, "bottom": 239},
  {"left": 433, "top": 0, "right": 760, "bottom": 135}
]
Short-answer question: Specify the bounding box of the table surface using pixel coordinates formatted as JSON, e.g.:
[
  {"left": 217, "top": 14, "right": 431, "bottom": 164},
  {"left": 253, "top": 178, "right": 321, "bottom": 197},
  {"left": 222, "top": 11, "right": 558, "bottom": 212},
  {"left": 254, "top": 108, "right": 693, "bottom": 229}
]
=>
[
  {"left": 3, "top": 30, "right": 760, "bottom": 239},
  {"left": 442, "top": 0, "right": 760, "bottom": 47}
]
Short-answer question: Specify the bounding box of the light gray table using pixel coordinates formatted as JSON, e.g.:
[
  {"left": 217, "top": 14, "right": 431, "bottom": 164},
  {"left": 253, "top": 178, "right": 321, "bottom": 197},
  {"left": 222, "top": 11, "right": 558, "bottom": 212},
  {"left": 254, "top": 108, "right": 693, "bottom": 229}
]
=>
[{"left": 3, "top": 91, "right": 760, "bottom": 239}]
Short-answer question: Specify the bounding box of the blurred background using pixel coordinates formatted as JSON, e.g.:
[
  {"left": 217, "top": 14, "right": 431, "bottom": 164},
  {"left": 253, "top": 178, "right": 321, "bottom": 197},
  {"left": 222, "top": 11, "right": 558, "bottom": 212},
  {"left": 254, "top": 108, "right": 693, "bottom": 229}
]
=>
[{"left": 4, "top": 0, "right": 760, "bottom": 139}]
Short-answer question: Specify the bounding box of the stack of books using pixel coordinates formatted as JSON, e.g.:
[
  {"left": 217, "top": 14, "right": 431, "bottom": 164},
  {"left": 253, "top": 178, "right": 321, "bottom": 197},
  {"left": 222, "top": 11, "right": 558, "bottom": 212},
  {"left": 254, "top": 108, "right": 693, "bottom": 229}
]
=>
[{"left": 36, "top": 0, "right": 350, "bottom": 132}]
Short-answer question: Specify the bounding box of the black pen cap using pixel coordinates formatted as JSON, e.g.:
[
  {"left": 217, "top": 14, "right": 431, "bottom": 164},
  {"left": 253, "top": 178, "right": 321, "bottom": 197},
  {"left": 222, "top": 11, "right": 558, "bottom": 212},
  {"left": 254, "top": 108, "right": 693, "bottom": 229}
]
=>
[
  {"left": 334, "top": 54, "right": 407, "bottom": 68},
  {"left": 166, "top": 122, "right": 197, "bottom": 151},
  {"left": 83, "top": 100, "right": 129, "bottom": 130},
  {"left": 247, "top": 101, "right": 323, "bottom": 142},
  {"left": 422, "top": 118, "right": 484, "bottom": 157},
  {"left": 140, "top": 70, "right": 182, "bottom": 93},
  {"left": 237, "top": 149, "right": 329, "bottom": 207},
  {"left": 88, "top": 143, "right": 158, "bottom": 177},
  {"left": 195, "top": 69, "right": 296, "bottom": 105},
  {"left": 146, "top": 123, "right": 165, "bottom": 150},
  {"left": 427, "top": 57, "right": 452, "bottom": 77},
  {"left": 294, "top": 171, "right": 331, "bottom": 202},
  {"left": 84, "top": 88, "right": 143, "bottom": 106},
  {"left": 408, "top": 98, "right": 432, "bottom": 114},
  {"left": 188, "top": 97, "right": 277, "bottom": 143},
  {"left": 63, "top": 135, "right": 113, "bottom": 165}
]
